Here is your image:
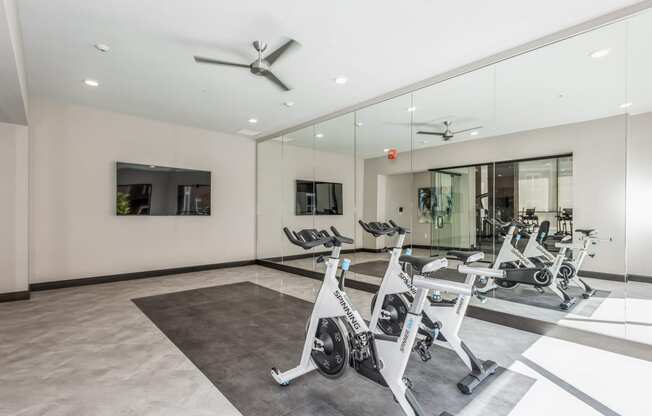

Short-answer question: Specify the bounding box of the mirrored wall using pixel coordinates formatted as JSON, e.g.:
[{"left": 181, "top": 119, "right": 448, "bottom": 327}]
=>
[{"left": 257, "top": 9, "right": 652, "bottom": 345}]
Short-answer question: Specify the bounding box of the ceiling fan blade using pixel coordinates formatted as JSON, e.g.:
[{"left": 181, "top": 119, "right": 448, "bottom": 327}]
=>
[
  {"left": 417, "top": 131, "right": 445, "bottom": 136},
  {"left": 194, "top": 56, "right": 250, "bottom": 68},
  {"left": 453, "top": 126, "right": 483, "bottom": 135},
  {"left": 264, "top": 71, "right": 291, "bottom": 91},
  {"left": 264, "top": 39, "right": 298, "bottom": 65}
]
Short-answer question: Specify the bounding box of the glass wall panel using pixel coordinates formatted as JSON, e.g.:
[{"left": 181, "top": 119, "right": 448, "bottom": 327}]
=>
[
  {"left": 280, "top": 126, "right": 316, "bottom": 267},
  {"left": 411, "top": 66, "right": 497, "bottom": 265},
  {"left": 256, "top": 139, "right": 284, "bottom": 262},
  {"left": 311, "top": 114, "right": 356, "bottom": 275},
  {"left": 491, "top": 19, "right": 628, "bottom": 338},
  {"left": 350, "top": 94, "right": 414, "bottom": 284},
  {"left": 626, "top": 9, "right": 652, "bottom": 345}
]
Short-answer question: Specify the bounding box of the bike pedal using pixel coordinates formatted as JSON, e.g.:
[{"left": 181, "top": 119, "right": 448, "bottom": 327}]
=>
[
  {"left": 402, "top": 376, "right": 414, "bottom": 391},
  {"left": 414, "top": 340, "right": 432, "bottom": 362}
]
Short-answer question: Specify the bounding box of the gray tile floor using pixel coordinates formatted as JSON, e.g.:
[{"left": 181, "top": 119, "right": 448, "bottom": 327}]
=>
[{"left": 0, "top": 265, "right": 639, "bottom": 415}]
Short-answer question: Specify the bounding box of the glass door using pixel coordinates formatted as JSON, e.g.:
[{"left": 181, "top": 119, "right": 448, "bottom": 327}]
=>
[{"left": 430, "top": 165, "right": 494, "bottom": 262}]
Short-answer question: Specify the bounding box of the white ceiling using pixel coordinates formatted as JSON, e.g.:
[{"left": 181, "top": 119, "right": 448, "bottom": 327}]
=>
[
  {"left": 16, "top": 0, "right": 644, "bottom": 137},
  {"left": 280, "top": 9, "right": 652, "bottom": 158}
]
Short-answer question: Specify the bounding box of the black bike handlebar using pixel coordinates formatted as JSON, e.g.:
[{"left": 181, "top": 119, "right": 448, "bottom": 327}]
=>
[
  {"left": 359, "top": 220, "right": 409, "bottom": 237},
  {"left": 283, "top": 227, "right": 354, "bottom": 250},
  {"left": 330, "top": 226, "right": 354, "bottom": 244},
  {"left": 283, "top": 227, "right": 332, "bottom": 250}
]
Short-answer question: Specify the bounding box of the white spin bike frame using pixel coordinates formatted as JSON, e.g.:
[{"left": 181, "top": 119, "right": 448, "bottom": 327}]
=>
[
  {"left": 477, "top": 225, "right": 572, "bottom": 306},
  {"left": 271, "top": 238, "right": 455, "bottom": 416}
]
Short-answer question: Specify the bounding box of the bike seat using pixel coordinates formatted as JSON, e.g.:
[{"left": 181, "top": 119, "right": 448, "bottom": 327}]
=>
[
  {"left": 399, "top": 255, "right": 447, "bottom": 275},
  {"left": 575, "top": 229, "right": 596, "bottom": 237},
  {"left": 447, "top": 251, "right": 484, "bottom": 264}
]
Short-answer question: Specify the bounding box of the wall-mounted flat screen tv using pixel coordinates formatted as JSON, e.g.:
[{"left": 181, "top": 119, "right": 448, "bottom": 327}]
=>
[
  {"left": 296, "top": 180, "right": 343, "bottom": 215},
  {"left": 116, "top": 162, "right": 211, "bottom": 216}
]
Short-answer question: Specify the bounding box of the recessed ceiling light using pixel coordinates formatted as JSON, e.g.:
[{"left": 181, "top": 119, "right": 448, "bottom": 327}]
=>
[
  {"left": 407, "top": 106, "right": 416, "bottom": 112},
  {"left": 248, "top": 118, "right": 258, "bottom": 124},
  {"left": 315, "top": 133, "right": 324, "bottom": 139},
  {"left": 620, "top": 102, "right": 633, "bottom": 109},
  {"left": 283, "top": 101, "right": 295, "bottom": 107},
  {"left": 272, "top": 137, "right": 295, "bottom": 143},
  {"left": 334, "top": 76, "right": 348, "bottom": 85},
  {"left": 236, "top": 129, "right": 260, "bottom": 136},
  {"left": 590, "top": 48, "right": 611, "bottom": 59},
  {"left": 149, "top": 165, "right": 156, "bottom": 168},
  {"left": 469, "top": 131, "right": 479, "bottom": 136},
  {"left": 383, "top": 148, "right": 390, "bottom": 152},
  {"left": 94, "top": 43, "right": 111, "bottom": 53},
  {"left": 356, "top": 121, "right": 364, "bottom": 127},
  {"left": 84, "top": 79, "right": 99, "bottom": 87}
]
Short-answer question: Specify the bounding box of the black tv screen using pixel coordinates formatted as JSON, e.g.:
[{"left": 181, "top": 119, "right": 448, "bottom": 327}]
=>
[
  {"left": 296, "top": 180, "right": 343, "bottom": 215},
  {"left": 116, "top": 162, "right": 211, "bottom": 216}
]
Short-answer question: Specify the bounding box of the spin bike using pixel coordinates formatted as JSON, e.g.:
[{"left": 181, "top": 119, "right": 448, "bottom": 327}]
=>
[
  {"left": 358, "top": 220, "right": 498, "bottom": 394},
  {"left": 477, "top": 221, "right": 576, "bottom": 310},
  {"left": 270, "top": 226, "right": 495, "bottom": 416},
  {"left": 522, "top": 221, "right": 596, "bottom": 299}
]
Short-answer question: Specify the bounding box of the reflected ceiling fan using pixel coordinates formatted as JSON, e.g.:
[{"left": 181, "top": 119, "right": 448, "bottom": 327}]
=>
[
  {"left": 194, "top": 39, "right": 298, "bottom": 91},
  {"left": 417, "top": 121, "right": 482, "bottom": 141}
]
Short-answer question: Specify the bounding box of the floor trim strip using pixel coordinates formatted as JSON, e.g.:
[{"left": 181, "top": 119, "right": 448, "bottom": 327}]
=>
[{"left": 29, "top": 260, "right": 256, "bottom": 291}]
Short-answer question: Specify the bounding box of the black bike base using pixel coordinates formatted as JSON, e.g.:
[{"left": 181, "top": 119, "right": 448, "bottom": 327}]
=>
[
  {"left": 583, "top": 289, "right": 597, "bottom": 299},
  {"left": 560, "top": 297, "right": 577, "bottom": 310},
  {"left": 457, "top": 360, "right": 499, "bottom": 395}
]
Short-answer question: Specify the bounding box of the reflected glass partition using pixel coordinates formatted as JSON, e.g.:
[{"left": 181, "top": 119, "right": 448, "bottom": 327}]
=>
[{"left": 626, "top": 9, "right": 652, "bottom": 345}]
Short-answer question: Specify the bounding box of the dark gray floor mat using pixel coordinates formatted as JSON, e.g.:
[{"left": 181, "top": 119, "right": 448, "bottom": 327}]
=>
[
  {"left": 133, "top": 282, "right": 534, "bottom": 416},
  {"left": 489, "top": 286, "right": 610, "bottom": 311},
  {"left": 350, "top": 261, "right": 467, "bottom": 283},
  {"left": 350, "top": 260, "right": 610, "bottom": 313}
]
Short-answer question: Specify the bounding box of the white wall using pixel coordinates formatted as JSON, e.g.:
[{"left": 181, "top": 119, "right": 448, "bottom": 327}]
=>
[
  {"left": 257, "top": 140, "right": 363, "bottom": 259},
  {"left": 0, "top": 121, "right": 28, "bottom": 293},
  {"left": 29, "top": 98, "right": 256, "bottom": 283},
  {"left": 364, "top": 115, "right": 627, "bottom": 275},
  {"left": 627, "top": 112, "right": 652, "bottom": 278}
]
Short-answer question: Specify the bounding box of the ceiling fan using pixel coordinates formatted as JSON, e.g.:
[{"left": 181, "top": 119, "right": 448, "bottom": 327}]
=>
[
  {"left": 194, "top": 39, "right": 298, "bottom": 91},
  {"left": 417, "top": 121, "right": 482, "bottom": 141}
]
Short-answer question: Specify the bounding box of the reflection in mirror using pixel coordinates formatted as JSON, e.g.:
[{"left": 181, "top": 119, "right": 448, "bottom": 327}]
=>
[
  {"left": 278, "top": 126, "right": 316, "bottom": 266},
  {"left": 626, "top": 9, "right": 652, "bottom": 345},
  {"left": 429, "top": 165, "right": 493, "bottom": 261},
  {"left": 278, "top": 114, "right": 357, "bottom": 275},
  {"left": 350, "top": 93, "right": 414, "bottom": 285},
  {"left": 481, "top": 19, "right": 629, "bottom": 339},
  {"left": 256, "top": 138, "right": 284, "bottom": 262}
]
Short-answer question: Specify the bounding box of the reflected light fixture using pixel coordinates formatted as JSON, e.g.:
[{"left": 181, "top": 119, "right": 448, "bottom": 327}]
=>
[
  {"left": 470, "top": 131, "right": 479, "bottom": 136},
  {"left": 356, "top": 121, "right": 363, "bottom": 127},
  {"left": 590, "top": 48, "right": 611, "bottom": 59},
  {"left": 283, "top": 101, "right": 295, "bottom": 107},
  {"left": 620, "top": 102, "right": 633, "bottom": 109},
  {"left": 315, "top": 133, "right": 325, "bottom": 139},
  {"left": 94, "top": 43, "right": 111, "bottom": 53},
  {"left": 383, "top": 148, "right": 390, "bottom": 152},
  {"left": 248, "top": 118, "right": 258, "bottom": 124},
  {"left": 334, "top": 76, "right": 348, "bottom": 85},
  {"left": 407, "top": 106, "right": 416, "bottom": 112},
  {"left": 84, "top": 79, "right": 99, "bottom": 87}
]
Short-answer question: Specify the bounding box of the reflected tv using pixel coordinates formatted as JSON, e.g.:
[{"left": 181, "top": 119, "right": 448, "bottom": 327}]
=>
[
  {"left": 296, "top": 180, "right": 343, "bottom": 215},
  {"left": 116, "top": 162, "right": 211, "bottom": 216}
]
